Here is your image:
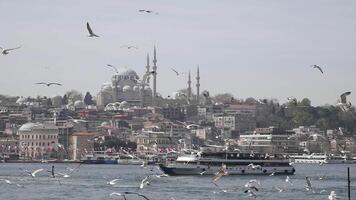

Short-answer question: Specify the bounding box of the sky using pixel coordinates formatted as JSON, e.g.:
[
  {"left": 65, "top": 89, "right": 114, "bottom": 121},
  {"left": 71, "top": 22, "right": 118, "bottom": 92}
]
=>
[{"left": 0, "top": 0, "right": 355, "bottom": 106}]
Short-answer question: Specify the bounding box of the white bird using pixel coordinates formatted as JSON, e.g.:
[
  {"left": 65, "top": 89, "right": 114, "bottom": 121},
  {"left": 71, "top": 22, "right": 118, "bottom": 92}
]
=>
[
  {"left": 86, "top": 22, "right": 99, "bottom": 37},
  {"left": 304, "top": 176, "right": 313, "bottom": 191},
  {"left": 269, "top": 172, "right": 276, "bottom": 176},
  {"left": 212, "top": 164, "right": 228, "bottom": 182},
  {"left": 245, "top": 179, "right": 261, "bottom": 188},
  {"left": 20, "top": 168, "right": 44, "bottom": 177},
  {"left": 246, "top": 163, "right": 262, "bottom": 170},
  {"left": 285, "top": 176, "right": 293, "bottom": 186},
  {"left": 140, "top": 176, "right": 150, "bottom": 189},
  {"left": 0, "top": 179, "right": 12, "bottom": 184},
  {"left": 274, "top": 186, "right": 284, "bottom": 193},
  {"left": 107, "top": 178, "right": 121, "bottom": 185},
  {"left": 311, "top": 65, "right": 324, "bottom": 74},
  {"left": 0, "top": 46, "right": 21, "bottom": 55},
  {"left": 244, "top": 189, "right": 257, "bottom": 198},
  {"left": 319, "top": 189, "right": 328, "bottom": 194},
  {"left": 328, "top": 191, "right": 338, "bottom": 200},
  {"left": 110, "top": 192, "right": 127, "bottom": 200},
  {"left": 199, "top": 171, "right": 207, "bottom": 175}
]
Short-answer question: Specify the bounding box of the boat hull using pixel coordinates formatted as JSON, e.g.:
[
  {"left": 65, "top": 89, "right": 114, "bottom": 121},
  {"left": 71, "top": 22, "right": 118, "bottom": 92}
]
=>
[
  {"left": 81, "top": 160, "right": 118, "bottom": 164},
  {"left": 159, "top": 164, "right": 295, "bottom": 176}
]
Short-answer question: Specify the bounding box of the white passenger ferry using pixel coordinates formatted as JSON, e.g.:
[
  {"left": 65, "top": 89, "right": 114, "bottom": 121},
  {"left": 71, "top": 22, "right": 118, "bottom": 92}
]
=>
[
  {"left": 289, "top": 153, "right": 354, "bottom": 164},
  {"left": 159, "top": 151, "right": 295, "bottom": 176}
]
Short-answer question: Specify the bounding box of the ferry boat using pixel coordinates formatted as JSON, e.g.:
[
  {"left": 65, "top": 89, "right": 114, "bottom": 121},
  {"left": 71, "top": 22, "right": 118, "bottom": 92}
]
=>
[
  {"left": 81, "top": 151, "right": 119, "bottom": 164},
  {"left": 289, "top": 153, "right": 354, "bottom": 164},
  {"left": 159, "top": 151, "right": 295, "bottom": 176}
]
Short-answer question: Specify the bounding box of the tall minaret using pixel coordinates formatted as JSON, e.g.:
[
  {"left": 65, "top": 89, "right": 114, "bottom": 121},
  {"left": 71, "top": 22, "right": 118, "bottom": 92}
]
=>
[
  {"left": 196, "top": 66, "right": 200, "bottom": 104},
  {"left": 187, "top": 70, "right": 192, "bottom": 99},
  {"left": 152, "top": 46, "right": 157, "bottom": 102},
  {"left": 146, "top": 53, "right": 150, "bottom": 83}
]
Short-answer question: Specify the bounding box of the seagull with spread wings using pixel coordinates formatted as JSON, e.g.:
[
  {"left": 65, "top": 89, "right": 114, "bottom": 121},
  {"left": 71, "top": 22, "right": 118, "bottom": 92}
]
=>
[
  {"left": 121, "top": 45, "right": 138, "bottom": 49},
  {"left": 1, "top": 46, "right": 21, "bottom": 55},
  {"left": 138, "top": 9, "right": 159, "bottom": 15},
  {"left": 35, "top": 82, "right": 62, "bottom": 87},
  {"left": 311, "top": 65, "right": 323, "bottom": 74},
  {"left": 171, "top": 68, "right": 186, "bottom": 76},
  {"left": 20, "top": 168, "right": 44, "bottom": 178},
  {"left": 106, "top": 64, "right": 119, "bottom": 74},
  {"left": 86, "top": 22, "right": 99, "bottom": 37}
]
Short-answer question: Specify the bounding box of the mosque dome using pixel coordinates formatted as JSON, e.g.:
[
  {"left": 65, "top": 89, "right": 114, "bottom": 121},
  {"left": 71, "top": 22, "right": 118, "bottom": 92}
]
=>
[
  {"left": 144, "top": 86, "right": 152, "bottom": 91},
  {"left": 123, "top": 85, "right": 132, "bottom": 92},
  {"left": 19, "top": 122, "right": 37, "bottom": 131},
  {"left": 119, "top": 101, "right": 129, "bottom": 109},
  {"left": 133, "top": 85, "right": 139, "bottom": 92},
  {"left": 16, "top": 97, "right": 27, "bottom": 104},
  {"left": 101, "top": 82, "right": 112, "bottom": 91},
  {"left": 74, "top": 100, "right": 85, "bottom": 109},
  {"left": 117, "top": 68, "right": 139, "bottom": 77}
]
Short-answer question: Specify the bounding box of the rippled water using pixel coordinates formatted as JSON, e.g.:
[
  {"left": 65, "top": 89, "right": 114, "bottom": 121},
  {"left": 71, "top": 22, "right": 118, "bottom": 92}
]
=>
[{"left": 0, "top": 163, "right": 355, "bottom": 200}]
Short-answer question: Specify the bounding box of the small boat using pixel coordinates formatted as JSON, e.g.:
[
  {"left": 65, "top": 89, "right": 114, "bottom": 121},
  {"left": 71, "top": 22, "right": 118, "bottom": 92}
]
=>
[
  {"left": 289, "top": 153, "right": 354, "bottom": 164},
  {"left": 81, "top": 151, "right": 119, "bottom": 164},
  {"left": 159, "top": 150, "right": 295, "bottom": 176}
]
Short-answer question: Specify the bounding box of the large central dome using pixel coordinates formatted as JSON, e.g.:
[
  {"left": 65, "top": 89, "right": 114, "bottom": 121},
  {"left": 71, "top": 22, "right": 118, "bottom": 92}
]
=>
[{"left": 116, "top": 67, "right": 139, "bottom": 78}]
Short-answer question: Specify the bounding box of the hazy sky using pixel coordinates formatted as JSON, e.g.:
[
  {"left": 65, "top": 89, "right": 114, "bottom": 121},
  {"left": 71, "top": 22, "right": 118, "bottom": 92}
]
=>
[{"left": 1, "top": 0, "right": 355, "bottom": 106}]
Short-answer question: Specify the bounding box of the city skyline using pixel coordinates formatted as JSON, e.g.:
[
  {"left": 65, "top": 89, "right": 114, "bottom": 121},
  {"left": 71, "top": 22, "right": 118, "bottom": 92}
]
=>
[{"left": 0, "top": 0, "right": 355, "bottom": 106}]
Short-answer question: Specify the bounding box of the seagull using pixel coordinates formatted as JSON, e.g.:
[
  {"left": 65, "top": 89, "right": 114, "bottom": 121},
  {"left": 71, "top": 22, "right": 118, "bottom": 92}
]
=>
[
  {"left": 274, "top": 186, "right": 284, "bottom": 193},
  {"left": 124, "top": 192, "right": 150, "bottom": 200},
  {"left": 107, "top": 179, "right": 121, "bottom": 185},
  {"left": 86, "top": 22, "right": 99, "bottom": 37},
  {"left": 170, "top": 68, "right": 185, "bottom": 76},
  {"left": 246, "top": 163, "right": 262, "bottom": 170},
  {"left": 269, "top": 172, "right": 276, "bottom": 176},
  {"left": 20, "top": 168, "right": 44, "bottom": 177},
  {"left": 245, "top": 180, "right": 261, "bottom": 188},
  {"left": 121, "top": 45, "right": 138, "bottom": 49},
  {"left": 212, "top": 164, "right": 228, "bottom": 182},
  {"left": 35, "top": 82, "right": 62, "bottom": 87},
  {"left": 110, "top": 192, "right": 127, "bottom": 200},
  {"left": 0, "top": 179, "right": 12, "bottom": 185},
  {"left": 328, "top": 191, "right": 338, "bottom": 200},
  {"left": 311, "top": 65, "right": 324, "bottom": 74},
  {"left": 106, "top": 64, "right": 119, "bottom": 74},
  {"left": 0, "top": 46, "right": 21, "bottom": 55},
  {"left": 304, "top": 176, "right": 313, "bottom": 191},
  {"left": 199, "top": 171, "right": 207, "bottom": 175},
  {"left": 285, "top": 176, "right": 293, "bottom": 186},
  {"left": 244, "top": 189, "right": 257, "bottom": 198},
  {"left": 340, "top": 91, "right": 351, "bottom": 104},
  {"left": 140, "top": 176, "right": 150, "bottom": 189},
  {"left": 138, "top": 9, "right": 158, "bottom": 15}
]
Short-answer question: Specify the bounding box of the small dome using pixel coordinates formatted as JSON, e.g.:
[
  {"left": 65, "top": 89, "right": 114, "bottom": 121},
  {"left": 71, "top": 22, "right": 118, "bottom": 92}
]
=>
[
  {"left": 101, "top": 82, "right": 112, "bottom": 91},
  {"left": 116, "top": 68, "right": 139, "bottom": 78},
  {"left": 19, "top": 122, "right": 37, "bottom": 131},
  {"left": 123, "top": 85, "right": 132, "bottom": 92},
  {"left": 16, "top": 97, "right": 27, "bottom": 104},
  {"left": 133, "top": 85, "right": 139, "bottom": 92},
  {"left": 119, "top": 101, "right": 129, "bottom": 109},
  {"left": 74, "top": 100, "right": 85, "bottom": 109},
  {"left": 144, "top": 86, "right": 152, "bottom": 91}
]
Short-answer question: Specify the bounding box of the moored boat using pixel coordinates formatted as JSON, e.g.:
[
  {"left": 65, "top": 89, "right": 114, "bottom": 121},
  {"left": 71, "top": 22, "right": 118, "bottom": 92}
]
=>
[{"left": 159, "top": 151, "right": 295, "bottom": 176}]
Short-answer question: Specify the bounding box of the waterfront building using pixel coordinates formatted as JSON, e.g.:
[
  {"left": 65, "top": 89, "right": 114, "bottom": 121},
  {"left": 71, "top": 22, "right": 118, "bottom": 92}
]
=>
[
  {"left": 69, "top": 132, "right": 96, "bottom": 161},
  {"left": 18, "top": 122, "right": 59, "bottom": 159}
]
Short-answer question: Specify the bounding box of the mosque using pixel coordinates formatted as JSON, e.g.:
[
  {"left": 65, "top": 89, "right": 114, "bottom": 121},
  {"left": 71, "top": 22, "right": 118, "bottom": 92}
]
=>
[
  {"left": 96, "top": 47, "right": 158, "bottom": 108},
  {"left": 96, "top": 46, "right": 202, "bottom": 109}
]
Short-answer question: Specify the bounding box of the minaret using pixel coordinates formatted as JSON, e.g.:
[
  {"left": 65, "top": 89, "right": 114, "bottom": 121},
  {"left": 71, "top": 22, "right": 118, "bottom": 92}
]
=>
[
  {"left": 187, "top": 70, "right": 192, "bottom": 99},
  {"left": 152, "top": 46, "right": 157, "bottom": 102},
  {"left": 146, "top": 53, "right": 150, "bottom": 84},
  {"left": 196, "top": 66, "right": 200, "bottom": 104}
]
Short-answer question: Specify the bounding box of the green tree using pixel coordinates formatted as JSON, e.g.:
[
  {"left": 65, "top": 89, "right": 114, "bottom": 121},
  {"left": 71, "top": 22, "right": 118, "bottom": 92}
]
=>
[{"left": 84, "top": 92, "right": 94, "bottom": 105}]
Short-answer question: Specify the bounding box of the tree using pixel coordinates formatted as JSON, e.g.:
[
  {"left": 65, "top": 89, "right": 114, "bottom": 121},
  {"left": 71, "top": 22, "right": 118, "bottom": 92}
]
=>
[
  {"left": 65, "top": 90, "right": 83, "bottom": 103},
  {"left": 52, "top": 96, "right": 63, "bottom": 108},
  {"left": 84, "top": 92, "right": 94, "bottom": 105}
]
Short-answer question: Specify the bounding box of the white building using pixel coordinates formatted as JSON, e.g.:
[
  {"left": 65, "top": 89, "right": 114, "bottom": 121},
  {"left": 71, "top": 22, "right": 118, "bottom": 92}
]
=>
[{"left": 18, "top": 122, "right": 59, "bottom": 159}]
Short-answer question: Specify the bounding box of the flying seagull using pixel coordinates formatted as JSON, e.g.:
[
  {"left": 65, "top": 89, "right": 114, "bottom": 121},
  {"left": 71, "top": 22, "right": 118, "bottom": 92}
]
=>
[
  {"left": 171, "top": 68, "right": 186, "bottom": 76},
  {"left": 285, "top": 176, "right": 293, "bottom": 186},
  {"left": 139, "top": 176, "right": 150, "bottom": 189},
  {"left": 328, "top": 191, "right": 338, "bottom": 200},
  {"left": 212, "top": 164, "right": 228, "bottom": 183},
  {"left": 107, "top": 179, "right": 121, "bottom": 185},
  {"left": 121, "top": 45, "right": 138, "bottom": 49},
  {"left": 311, "top": 65, "right": 323, "bottom": 74},
  {"left": 35, "top": 82, "right": 62, "bottom": 87},
  {"left": 138, "top": 9, "right": 158, "bottom": 15},
  {"left": 106, "top": 64, "right": 119, "bottom": 74},
  {"left": 304, "top": 176, "right": 313, "bottom": 191},
  {"left": 20, "top": 168, "right": 44, "bottom": 177},
  {"left": 86, "top": 22, "right": 99, "bottom": 37},
  {"left": 0, "top": 46, "right": 21, "bottom": 55},
  {"left": 340, "top": 91, "right": 351, "bottom": 104},
  {"left": 110, "top": 192, "right": 127, "bottom": 200},
  {"left": 124, "top": 192, "right": 150, "bottom": 200}
]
